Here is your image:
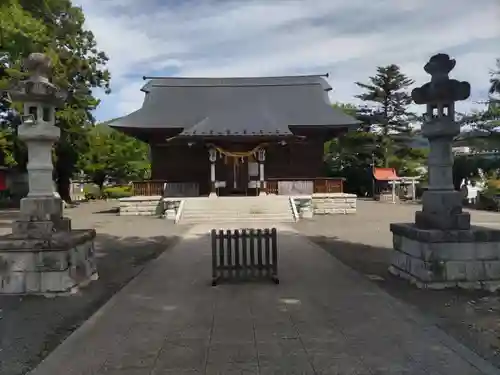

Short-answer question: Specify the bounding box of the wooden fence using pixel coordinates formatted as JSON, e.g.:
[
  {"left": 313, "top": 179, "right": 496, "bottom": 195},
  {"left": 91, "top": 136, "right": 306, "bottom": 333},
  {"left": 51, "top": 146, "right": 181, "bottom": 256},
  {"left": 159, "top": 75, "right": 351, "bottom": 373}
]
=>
[
  {"left": 131, "top": 181, "right": 200, "bottom": 197},
  {"left": 131, "top": 180, "right": 165, "bottom": 196},
  {"left": 211, "top": 228, "right": 278, "bottom": 285}
]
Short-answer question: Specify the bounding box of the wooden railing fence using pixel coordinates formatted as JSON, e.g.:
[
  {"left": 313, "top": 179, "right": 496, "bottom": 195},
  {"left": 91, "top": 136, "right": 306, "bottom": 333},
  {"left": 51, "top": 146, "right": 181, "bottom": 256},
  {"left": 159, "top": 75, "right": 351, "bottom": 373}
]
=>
[
  {"left": 211, "top": 228, "right": 279, "bottom": 285},
  {"left": 131, "top": 180, "right": 165, "bottom": 196}
]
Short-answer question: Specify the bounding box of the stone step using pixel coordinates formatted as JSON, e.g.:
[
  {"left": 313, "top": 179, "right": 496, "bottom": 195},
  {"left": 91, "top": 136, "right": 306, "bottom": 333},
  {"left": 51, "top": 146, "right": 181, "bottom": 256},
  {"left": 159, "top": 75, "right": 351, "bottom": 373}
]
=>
[
  {"left": 181, "top": 217, "right": 296, "bottom": 224},
  {"left": 184, "top": 210, "right": 290, "bottom": 215},
  {"left": 182, "top": 214, "right": 294, "bottom": 220},
  {"left": 178, "top": 196, "right": 295, "bottom": 224}
]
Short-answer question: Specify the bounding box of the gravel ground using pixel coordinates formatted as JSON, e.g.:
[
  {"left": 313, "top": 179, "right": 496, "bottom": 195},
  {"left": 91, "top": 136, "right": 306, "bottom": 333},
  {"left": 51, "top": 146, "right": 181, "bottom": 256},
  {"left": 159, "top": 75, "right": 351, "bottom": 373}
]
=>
[
  {"left": 0, "top": 201, "right": 190, "bottom": 375},
  {"left": 293, "top": 200, "right": 500, "bottom": 370}
]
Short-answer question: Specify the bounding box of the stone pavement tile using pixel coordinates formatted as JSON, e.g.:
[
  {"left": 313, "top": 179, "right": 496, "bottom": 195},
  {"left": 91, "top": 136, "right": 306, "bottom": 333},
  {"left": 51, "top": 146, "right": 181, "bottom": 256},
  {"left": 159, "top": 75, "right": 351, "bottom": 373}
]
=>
[
  {"left": 302, "top": 339, "right": 369, "bottom": 375},
  {"left": 253, "top": 319, "right": 299, "bottom": 342},
  {"left": 152, "top": 339, "right": 208, "bottom": 372},
  {"left": 293, "top": 319, "right": 345, "bottom": 342},
  {"left": 256, "top": 339, "right": 314, "bottom": 373},
  {"left": 205, "top": 362, "right": 259, "bottom": 375},
  {"left": 211, "top": 317, "right": 255, "bottom": 343},
  {"left": 27, "top": 319, "right": 130, "bottom": 375},
  {"left": 100, "top": 329, "right": 165, "bottom": 371},
  {"left": 359, "top": 356, "right": 424, "bottom": 375},
  {"left": 207, "top": 342, "right": 258, "bottom": 364},
  {"left": 259, "top": 368, "right": 315, "bottom": 375},
  {"left": 307, "top": 352, "right": 368, "bottom": 375},
  {"left": 250, "top": 303, "right": 290, "bottom": 322},
  {"left": 165, "top": 321, "right": 213, "bottom": 341},
  {"left": 97, "top": 368, "right": 153, "bottom": 375},
  {"left": 406, "top": 340, "right": 486, "bottom": 375}
]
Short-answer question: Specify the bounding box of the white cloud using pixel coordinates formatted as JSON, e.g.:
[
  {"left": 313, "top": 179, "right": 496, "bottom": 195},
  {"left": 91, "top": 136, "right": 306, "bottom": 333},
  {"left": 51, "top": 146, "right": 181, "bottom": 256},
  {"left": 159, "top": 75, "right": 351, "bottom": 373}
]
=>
[{"left": 74, "top": 0, "right": 500, "bottom": 121}]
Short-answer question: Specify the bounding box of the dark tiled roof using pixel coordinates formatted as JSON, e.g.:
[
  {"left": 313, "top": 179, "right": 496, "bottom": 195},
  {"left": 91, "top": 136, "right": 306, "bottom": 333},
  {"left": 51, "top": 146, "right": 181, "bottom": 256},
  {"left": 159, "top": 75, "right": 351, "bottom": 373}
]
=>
[{"left": 108, "top": 75, "right": 359, "bottom": 136}]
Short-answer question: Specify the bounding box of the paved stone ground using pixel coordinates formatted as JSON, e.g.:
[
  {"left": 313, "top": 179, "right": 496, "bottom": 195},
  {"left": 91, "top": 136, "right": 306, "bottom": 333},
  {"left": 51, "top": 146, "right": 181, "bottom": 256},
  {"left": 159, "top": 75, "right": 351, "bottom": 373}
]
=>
[
  {"left": 29, "top": 220, "right": 499, "bottom": 374},
  {"left": 0, "top": 201, "right": 187, "bottom": 375},
  {"left": 294, "top": 200, "right": 500, "bottom": 370}
]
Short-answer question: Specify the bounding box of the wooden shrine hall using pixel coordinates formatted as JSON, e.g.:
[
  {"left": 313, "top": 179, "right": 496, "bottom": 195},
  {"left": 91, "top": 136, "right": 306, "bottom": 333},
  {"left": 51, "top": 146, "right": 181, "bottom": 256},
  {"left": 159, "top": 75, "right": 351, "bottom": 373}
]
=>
[{"left": 109, "top": 75, "right": 359, "bottom": 197}]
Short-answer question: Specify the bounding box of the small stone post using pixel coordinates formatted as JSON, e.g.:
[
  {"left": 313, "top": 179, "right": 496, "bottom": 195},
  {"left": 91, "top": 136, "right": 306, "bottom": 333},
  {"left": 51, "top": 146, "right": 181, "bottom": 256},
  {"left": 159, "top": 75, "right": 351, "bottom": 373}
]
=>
[
  {"left": 0, "top": 53, "right": 98, "bottom": 295},
  {"left": 389, "top": 54, "right": 500, "bottom": 291}
]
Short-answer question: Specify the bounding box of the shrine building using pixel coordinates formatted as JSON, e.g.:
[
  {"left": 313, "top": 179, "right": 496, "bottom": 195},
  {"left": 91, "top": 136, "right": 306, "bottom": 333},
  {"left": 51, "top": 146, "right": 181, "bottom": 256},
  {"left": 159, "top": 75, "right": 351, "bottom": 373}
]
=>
[{"left": 108, "top": 75, "right": 359, "bottom": 197}]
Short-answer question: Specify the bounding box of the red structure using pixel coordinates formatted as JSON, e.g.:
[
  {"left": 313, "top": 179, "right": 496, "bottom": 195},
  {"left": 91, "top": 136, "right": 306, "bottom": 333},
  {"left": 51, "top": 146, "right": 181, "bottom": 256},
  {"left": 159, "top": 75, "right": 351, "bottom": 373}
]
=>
[{"left": 373, "top": 168, "right": 399, "bottom": 182}]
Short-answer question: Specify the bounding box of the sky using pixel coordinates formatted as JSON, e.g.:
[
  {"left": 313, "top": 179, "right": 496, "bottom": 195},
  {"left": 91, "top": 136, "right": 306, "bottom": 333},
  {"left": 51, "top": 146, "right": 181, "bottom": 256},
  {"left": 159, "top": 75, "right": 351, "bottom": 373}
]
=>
[{"left": 74, "top": 0, "right": 500, "bottom": 123}]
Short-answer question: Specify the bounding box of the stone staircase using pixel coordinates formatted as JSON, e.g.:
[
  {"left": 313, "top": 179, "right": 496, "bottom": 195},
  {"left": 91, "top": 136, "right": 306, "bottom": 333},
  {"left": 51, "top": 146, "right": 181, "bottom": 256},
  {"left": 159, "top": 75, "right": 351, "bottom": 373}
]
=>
[{"left": 178, "top": 196, "right": 296, "bottom": 224}]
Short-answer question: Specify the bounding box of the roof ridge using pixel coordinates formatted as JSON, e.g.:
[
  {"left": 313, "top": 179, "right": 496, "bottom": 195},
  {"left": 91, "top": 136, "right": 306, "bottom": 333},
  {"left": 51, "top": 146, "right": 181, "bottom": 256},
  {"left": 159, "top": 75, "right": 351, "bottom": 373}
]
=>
[
  {"left": 149, "top": 83, "right": 322, "bottom": 88},
  {"left": 142, "top": 74, "right": 329, "bottom": 80}
]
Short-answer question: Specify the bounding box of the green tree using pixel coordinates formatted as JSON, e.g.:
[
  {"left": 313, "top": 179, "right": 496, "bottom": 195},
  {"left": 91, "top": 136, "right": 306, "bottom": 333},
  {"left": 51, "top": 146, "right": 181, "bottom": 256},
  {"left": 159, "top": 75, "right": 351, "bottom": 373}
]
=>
[
  {"left": 0, "top": 0, "right": 49, "bottom": 169},
  {"left": 78, "top": 124, "right": 150, "bottom": 189},
  {"left": 325, "top": 103, "right": 379, "bottom": 195},
  {"left": 1, "top": 0, "right": 111, "bottom": 201},
  {"left": 489, "top": 58, "right": 500, "bottom": 100},
  {"left": 355, "top": 64, "right": 415, "bottom": 167}
]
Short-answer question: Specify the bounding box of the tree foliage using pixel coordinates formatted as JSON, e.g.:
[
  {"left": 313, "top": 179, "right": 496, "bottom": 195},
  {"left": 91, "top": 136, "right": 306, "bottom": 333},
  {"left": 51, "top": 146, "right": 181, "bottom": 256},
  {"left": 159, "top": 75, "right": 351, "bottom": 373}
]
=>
[
  {"left": 355, "top": 64, "right": 416, "bottom": 167},
  {"left": 0, "top": 0, "right": 111, "bottom": 201},
  {"left": 77, "top": 124, "right": 150, "bottom": 189},
  {"left": 325, "top": 67, "right": 427, "bottom": 196},
  {"left": 489, "top": 58, "right": 500, "bottom": 100}
]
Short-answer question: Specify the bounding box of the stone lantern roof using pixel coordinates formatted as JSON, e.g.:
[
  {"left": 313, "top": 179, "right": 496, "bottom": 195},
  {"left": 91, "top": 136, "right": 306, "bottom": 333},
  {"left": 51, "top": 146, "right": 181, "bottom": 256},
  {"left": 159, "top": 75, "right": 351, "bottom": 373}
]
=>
[
  {"left": 411, "top": 53, "right": 470, "bottom": 105},
  {"left": 7, "top": 53, "right": 67, "bottom": 106}
]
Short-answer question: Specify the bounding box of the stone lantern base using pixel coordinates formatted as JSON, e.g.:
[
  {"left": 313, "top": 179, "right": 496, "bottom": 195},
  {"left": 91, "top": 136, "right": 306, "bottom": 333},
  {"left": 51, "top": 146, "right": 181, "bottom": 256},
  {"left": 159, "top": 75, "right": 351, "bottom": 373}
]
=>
[
  {"left": 390, "top": 223, "right": 500, "bottom": 291},
  {"left": 0, "top": 197, "right": 98, "bottom": 296}
]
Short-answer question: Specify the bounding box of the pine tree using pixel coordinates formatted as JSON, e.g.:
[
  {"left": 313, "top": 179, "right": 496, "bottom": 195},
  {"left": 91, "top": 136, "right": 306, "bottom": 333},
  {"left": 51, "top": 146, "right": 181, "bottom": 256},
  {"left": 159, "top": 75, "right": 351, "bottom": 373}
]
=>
[
  {"left": 489, "top": 58, "right": 500, "bottom": 103},
  {"left": 355, "top": 64, "right": 415, "bottom": 167}
]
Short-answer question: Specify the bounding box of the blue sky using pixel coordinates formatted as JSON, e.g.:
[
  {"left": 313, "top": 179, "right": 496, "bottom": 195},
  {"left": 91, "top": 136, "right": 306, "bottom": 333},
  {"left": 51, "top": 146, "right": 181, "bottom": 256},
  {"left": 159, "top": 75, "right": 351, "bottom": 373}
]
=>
[{"left": 75, "top": 0, "right": 500, "bottom": 123}]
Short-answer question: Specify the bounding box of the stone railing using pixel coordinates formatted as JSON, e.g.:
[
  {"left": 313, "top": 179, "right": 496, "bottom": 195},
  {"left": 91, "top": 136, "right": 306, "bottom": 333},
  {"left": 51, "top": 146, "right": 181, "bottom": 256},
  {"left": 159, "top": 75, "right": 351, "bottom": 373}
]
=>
[
  {"left": 311, "top": 193, "right": 356, "bottom": 215},
  {"left": 291, "top": 193, "right": 357, "bottom": 217},
  {"left": 119, "top": 196, "right": 164, "bottom": 216},
  {"left": 162, "top": 199, "right": 183, "bottom": 221}
]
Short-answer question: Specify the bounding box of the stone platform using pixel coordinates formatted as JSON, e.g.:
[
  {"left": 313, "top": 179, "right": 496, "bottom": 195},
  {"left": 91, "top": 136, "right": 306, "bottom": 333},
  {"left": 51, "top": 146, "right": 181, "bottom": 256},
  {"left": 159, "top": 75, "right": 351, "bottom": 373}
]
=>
[
  {"left": 0, "top": 229, "right": 97, "bottom": 295},
  {"left": 390, "top": 223, "right": 500, "bottom": 291}
]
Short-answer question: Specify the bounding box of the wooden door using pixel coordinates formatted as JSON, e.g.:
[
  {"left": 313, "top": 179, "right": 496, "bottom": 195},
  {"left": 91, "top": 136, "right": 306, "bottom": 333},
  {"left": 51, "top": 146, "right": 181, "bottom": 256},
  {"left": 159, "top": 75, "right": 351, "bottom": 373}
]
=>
[{"left": 226, "top": 157, "right": 248, "bottom": 194}]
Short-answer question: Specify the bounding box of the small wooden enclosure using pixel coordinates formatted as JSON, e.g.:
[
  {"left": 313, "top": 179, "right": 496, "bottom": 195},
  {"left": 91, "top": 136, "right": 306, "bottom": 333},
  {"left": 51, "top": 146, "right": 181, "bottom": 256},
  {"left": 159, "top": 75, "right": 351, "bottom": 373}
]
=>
[{"left": 211, "top": 228, "right": 278, "bottom": 285}]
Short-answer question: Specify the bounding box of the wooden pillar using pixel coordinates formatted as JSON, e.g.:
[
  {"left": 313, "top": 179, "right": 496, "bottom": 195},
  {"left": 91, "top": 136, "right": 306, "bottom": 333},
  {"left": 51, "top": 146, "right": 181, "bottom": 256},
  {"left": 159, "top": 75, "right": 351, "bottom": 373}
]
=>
[{"left": 257, "top": 148, "right": 266, "bottom": 195}]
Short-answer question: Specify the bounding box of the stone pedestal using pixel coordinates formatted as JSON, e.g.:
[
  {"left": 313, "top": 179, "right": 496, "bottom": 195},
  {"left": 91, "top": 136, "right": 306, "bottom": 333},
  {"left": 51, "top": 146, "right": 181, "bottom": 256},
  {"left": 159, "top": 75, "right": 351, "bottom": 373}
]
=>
[
  {"left": 0, "top": 230, "right": 97, "bottom": 295},
  {"left": 390, "top": 223, "right": 500, "bottom": 291},
  {"left": 0, "top": 196, "right": 98, "bottom": 296}
]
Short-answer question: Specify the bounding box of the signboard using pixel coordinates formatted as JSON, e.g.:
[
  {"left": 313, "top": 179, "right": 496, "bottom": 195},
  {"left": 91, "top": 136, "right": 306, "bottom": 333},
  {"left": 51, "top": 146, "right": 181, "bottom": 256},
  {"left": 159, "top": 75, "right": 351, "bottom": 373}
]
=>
[{"left": 248, "top": 162, "right": 258, "bottom": 177}]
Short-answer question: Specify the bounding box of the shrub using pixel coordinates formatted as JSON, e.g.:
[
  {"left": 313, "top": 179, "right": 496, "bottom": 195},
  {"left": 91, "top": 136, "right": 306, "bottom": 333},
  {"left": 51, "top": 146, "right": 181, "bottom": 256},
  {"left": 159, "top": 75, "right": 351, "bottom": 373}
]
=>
[
  {"left": 477, "top": 180, "right": 500, "bottom": 211},
  {"left": 102, "top": 185, "right": 133, "bottom": 199},
  {"left": 83, "top": 184, "right": 101, "bottom": 200}
]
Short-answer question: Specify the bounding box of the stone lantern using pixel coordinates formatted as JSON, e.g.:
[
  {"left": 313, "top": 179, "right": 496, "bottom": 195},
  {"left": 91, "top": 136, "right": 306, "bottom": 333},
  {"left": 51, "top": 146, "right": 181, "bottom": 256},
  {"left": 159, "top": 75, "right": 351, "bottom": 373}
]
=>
[
  {"left": 390, "top": 53, "right": 500, "bottom": 291},
  {"left": 9, "top": 53, "right": 66, "bottom": 197},
  {"left": 0, "top": 53, "right": 98, "bottom": 295}
]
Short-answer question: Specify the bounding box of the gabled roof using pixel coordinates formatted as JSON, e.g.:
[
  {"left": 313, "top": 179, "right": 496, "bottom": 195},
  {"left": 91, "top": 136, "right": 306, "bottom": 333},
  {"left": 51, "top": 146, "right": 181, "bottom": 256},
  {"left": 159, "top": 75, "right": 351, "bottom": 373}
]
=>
[
  {"left": 108, "top": 75, "right": 359, "bottom": 136},
  {"left": 373, "top": 168, "right": 400, "bottom": 181}
]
